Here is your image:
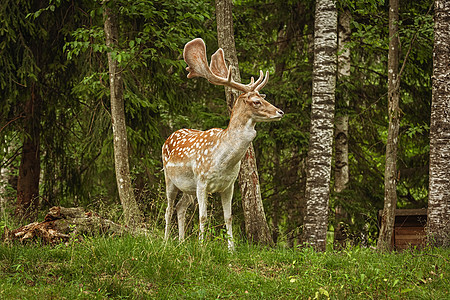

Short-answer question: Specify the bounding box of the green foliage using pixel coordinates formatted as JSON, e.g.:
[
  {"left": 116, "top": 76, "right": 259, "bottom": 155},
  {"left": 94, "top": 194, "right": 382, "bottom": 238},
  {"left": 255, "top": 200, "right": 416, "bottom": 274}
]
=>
[{"left": 0, "top": 236, "right": 449, "bottom": 298}]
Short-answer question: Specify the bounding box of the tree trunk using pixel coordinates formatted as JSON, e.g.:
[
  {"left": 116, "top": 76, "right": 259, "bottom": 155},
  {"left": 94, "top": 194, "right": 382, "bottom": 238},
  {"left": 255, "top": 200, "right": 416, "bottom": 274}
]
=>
[
  {"left": 377, "top": 0, "right": 400, "bottom": 252},
  {"left": 15, "top": 84, "right": 41, "bottom": 222},
  {"left": 286, "top": 147, "right": 307, "bottom": 248},
  {"left": 1, "top": 142, "right": 14, "bottom": 218},
  {"left": 301, "top": 0, "right": 337, "bottom": 251},
  {"left": 104, "top": 4, "right": 143, "bottom": 228},
  {"left": 427, "top": 0, "right": 450, "bottom": 247},
  {"left": 271, "top": 143, "right": 281, "bottom": 244},
  {"left": 215, "top": 0, "right": 273, "bottom": 246},
  {"left": 334, "top": 8, "right": 351, "bottom": 249},
  {"left": 0, "top": 158, "right": 6, "bottom": 217}
]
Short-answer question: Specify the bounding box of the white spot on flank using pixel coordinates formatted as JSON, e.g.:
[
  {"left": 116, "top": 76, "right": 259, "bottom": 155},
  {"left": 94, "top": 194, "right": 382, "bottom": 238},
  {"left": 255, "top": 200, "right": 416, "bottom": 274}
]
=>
[{"left": 166, "top": 161, "right": 185, "bottom": 168}]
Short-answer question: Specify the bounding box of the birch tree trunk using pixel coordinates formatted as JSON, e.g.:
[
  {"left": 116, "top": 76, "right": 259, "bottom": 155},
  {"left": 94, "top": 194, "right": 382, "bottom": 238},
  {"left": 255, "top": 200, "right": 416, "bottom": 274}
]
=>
[
  {"left": 301, "top": 0, "right": 337, "bottom": 251},
  {"left": 15, "top": 84, "right": 41, "bottom": 222},
  {"left": 215, "top": 0, "right": 273, "bottom": 246},
  {"left": 334, "top": 8, "right": 351, "bottom": 248},
  {"left": 427, "top": 0, "right": 450, "bottom": 247},
  {"left": 104, "top": 3, "right": 143, "bottom": 228},
  {"left": 377, "top": 0, "right": 400, "bottom": 252}
]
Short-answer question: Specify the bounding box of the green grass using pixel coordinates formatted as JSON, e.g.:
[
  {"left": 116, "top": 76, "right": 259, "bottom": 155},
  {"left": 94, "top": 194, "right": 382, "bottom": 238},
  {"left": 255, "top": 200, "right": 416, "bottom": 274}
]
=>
[{"left": 0, "top": 234, "right": 449, "bottom": 299}]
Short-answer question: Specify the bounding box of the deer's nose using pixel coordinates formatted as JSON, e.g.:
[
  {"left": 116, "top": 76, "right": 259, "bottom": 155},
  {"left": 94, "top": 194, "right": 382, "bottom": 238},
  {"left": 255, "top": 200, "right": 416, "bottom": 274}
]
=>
[{"left": 277, "top": 110, "right": 284, "bottom": 116}]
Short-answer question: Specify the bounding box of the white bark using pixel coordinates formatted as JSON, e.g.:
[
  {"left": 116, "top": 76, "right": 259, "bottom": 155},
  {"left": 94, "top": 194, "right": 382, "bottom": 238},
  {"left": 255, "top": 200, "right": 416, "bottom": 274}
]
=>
[
  {"left": 302, "top": 0, "right": 337, "bottom": 251},
  {"left": 334, "top": 8, "right": 351, "bottom": 248},
  {"left": 335, "top": 9, "right": 350, "bottom": 194},
  {"left": 427, "top": 0, "right": 450, "bottom": 247}
]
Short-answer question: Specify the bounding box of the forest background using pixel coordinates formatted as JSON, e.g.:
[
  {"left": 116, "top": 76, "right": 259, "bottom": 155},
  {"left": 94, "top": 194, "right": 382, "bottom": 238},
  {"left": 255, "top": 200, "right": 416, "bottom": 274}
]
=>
[{"left": 0, "top": 0, "right": 435, "bottom": 247}]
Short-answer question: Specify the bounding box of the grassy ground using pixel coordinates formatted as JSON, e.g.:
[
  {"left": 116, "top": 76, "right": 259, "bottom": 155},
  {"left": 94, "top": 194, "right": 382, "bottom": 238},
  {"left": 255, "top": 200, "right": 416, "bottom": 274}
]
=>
[{"left": 0, "top": 233, "right": 449, "bottom": 299}]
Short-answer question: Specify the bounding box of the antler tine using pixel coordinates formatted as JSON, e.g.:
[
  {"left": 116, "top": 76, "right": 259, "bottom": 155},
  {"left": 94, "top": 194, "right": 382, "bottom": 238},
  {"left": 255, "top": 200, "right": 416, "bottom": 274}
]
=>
[
  {"left": 248, "top": 70, "right": 264, "bottom": 90},
  {"left": 255, "top": 70, "right": 269, "bottom": 92},
  {"left": 242, "top": 70, "right": 269, "bottom": 93},
  {"left": 226, "top": 65, "right": 233, "bottom": 84}
]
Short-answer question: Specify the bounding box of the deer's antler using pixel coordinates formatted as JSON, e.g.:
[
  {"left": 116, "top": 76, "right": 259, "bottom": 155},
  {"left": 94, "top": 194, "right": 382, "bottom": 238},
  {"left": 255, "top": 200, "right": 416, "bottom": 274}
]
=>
[{"left": 183, "top": 38, "right": 269, "bottom": 93}]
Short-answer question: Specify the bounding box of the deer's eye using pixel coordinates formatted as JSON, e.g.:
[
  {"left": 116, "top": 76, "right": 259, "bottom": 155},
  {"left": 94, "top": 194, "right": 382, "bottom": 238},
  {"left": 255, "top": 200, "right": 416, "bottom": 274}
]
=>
[{"left": 253, "top": 100, "right": 262, "bottom": 106}]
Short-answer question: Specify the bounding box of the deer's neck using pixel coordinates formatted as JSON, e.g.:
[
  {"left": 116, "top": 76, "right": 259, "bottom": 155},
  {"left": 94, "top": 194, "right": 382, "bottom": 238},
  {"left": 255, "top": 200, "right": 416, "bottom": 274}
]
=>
[
  {"left": 226, "top": 107, "right": 256, "bottom": 142},
  {"left": 215, "top": 102, "right": 256, "bottom": 168}
]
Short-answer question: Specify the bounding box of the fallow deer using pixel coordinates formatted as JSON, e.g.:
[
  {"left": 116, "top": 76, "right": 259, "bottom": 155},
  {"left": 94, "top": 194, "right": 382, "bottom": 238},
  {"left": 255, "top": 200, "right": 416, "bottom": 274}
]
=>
[{"left": 162, "top": 38, "right": 284, "bottom": 250}]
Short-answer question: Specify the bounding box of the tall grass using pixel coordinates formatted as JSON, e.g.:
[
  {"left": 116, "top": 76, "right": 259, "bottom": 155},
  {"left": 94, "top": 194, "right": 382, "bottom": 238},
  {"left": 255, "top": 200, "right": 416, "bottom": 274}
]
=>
[{"left": 0, "top": 232, "right": 449, "bottom": 299}]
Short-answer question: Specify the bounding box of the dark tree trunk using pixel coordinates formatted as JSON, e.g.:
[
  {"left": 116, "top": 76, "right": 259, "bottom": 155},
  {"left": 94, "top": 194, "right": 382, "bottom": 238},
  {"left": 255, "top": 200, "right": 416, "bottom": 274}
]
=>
[
  {"left": 286, "top": 147, "right": 307, "bottom": 248},
  {"left": 15, "top": 84, "right": 41, "bottom": 222},
  {"left": 271, "top": 143, "right": 281, "bottom": 244},
  {"left": 104, "top": 3, "right": 143, "bottom": 228},
  {"left": 427, "top": 0, "right": 450, "bottom": 247},
  {"left": 215, "top": 0, "right": 273, "bottom": 246},
  {"left": 377, "top": 0, "right": 400, "bottom": 252},
  {"left": 239, "top": 147, "right": 272, "bottom": 245},
  {"left": 301, "top": 0, "right": 337, "bottom": 252}
]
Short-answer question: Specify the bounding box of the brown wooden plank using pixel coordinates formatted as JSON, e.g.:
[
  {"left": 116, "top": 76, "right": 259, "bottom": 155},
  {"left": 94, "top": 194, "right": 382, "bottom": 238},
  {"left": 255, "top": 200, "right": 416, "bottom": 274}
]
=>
[
  {"left": 395, "top": 227, "right": 425, "bottom": 235},
  {"left": 395, "top": 235, "right": 425, "bottom": 240}
]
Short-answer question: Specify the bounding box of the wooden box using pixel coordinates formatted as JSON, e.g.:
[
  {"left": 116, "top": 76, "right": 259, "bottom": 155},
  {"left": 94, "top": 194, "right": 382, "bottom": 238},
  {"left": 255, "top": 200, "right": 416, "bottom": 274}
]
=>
[{"left": 379, "top": 209, "right": 427, "bottom": 250}]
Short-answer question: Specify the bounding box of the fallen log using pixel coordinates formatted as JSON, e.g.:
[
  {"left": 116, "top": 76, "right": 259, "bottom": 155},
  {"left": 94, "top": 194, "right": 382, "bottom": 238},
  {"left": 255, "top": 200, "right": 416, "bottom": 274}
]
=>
[{"left": 2, "top": 206, "right": 129, "bottom": 244}]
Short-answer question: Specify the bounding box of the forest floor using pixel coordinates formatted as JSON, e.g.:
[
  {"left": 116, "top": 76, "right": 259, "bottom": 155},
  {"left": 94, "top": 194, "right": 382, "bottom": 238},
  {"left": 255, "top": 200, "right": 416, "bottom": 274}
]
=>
[{"left": 0, "top": 232, "right": 449, "bottom": 299}]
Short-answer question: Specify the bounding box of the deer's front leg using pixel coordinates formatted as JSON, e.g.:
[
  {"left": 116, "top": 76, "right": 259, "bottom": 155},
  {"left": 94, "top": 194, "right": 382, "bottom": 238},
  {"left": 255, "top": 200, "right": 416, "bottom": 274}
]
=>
[
  {"left": 196, "top": 184, "right": 208, "bottom": 242},
  {"left": 221, "top": 184, "right": 235, "bottom": 251}
]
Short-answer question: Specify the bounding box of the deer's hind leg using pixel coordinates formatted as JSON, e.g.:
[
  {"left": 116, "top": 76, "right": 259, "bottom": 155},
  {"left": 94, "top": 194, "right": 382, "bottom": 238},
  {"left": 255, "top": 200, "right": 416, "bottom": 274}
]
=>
[
  {"left": 176, "top": 193, "right": 195, "bottom": 241},
  {"left": 164, "top": 178, "right": 179, "bottom": 241}
]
